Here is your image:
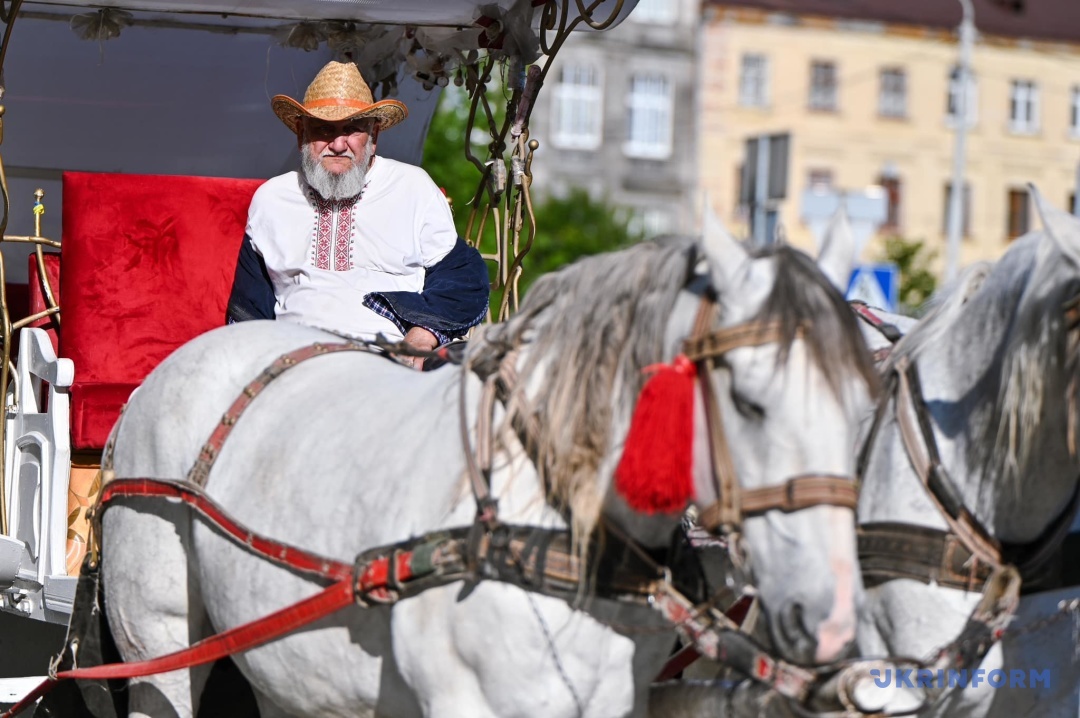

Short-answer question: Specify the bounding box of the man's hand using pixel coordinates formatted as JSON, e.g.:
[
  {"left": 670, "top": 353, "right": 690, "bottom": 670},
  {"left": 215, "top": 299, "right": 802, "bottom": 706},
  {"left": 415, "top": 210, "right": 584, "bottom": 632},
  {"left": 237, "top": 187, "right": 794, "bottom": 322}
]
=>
[{"left": 401, "top": 326, "right": 438, "bottom": 370}]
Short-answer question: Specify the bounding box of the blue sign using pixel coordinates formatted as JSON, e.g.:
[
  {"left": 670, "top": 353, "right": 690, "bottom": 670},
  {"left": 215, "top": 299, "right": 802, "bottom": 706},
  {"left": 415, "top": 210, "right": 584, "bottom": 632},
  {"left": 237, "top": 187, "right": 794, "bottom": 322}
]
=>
[{"left": 846, "top": 263, "right": 899, "bottom": 313}]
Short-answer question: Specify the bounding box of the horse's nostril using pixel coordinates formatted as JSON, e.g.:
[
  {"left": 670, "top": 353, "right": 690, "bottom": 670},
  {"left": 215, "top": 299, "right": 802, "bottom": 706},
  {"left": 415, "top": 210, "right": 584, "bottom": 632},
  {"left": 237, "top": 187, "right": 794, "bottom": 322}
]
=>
[{"left": 778, "top": 601, "right": 814, "bottom": 645}]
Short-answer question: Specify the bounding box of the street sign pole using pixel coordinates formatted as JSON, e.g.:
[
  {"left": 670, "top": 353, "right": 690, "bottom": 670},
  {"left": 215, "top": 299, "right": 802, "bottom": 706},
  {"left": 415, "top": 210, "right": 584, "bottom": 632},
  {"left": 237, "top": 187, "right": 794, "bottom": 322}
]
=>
[
  {"left": 753, "top": 137, "right": 771, "bottom": 245},
  {"left": 945, "top": 0, "right": 974, "bottom": 283}
]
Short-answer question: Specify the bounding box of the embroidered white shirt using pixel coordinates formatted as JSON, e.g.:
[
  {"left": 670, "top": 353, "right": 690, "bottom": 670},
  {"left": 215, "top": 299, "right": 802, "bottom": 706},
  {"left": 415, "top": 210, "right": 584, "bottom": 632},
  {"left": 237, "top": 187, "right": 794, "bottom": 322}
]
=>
[{"left": 246, "top": 157, "right": 457, "bottom": 341}]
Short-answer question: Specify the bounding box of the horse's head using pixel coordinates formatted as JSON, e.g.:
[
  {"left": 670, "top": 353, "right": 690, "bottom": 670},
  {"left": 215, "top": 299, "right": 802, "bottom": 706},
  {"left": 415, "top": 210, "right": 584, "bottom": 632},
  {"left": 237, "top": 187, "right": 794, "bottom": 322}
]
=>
[
  {"left": 959, "top": 188, "right": 1080, "bottom": 542},
  {"left": 470, "top": 218, "right": 877, "bottom": 665},
  {"left": 868, "top": 188, "right": 1080, "bottom": 549},
  {"left": 674, "top": 211, "right": 877, "bottom": 665}
]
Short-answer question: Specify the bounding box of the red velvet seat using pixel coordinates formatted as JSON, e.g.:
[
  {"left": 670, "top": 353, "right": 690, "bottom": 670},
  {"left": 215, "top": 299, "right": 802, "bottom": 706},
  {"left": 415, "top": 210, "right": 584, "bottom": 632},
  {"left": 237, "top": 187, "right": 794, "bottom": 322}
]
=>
[{"left": 58, "top": 172, "right": 265, "bottom": 450}]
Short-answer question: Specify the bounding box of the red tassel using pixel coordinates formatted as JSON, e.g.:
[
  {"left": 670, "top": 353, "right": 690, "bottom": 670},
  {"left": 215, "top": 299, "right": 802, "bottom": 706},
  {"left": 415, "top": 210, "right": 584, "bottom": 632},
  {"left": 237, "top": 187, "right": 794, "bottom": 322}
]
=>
[{"left": 615, "top": 354, "right": 696, "bottom": 514}]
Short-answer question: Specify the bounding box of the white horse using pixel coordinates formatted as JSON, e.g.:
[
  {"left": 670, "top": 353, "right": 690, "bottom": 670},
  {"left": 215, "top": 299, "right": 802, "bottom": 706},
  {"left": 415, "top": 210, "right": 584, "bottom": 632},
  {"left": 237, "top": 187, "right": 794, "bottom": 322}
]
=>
[
  {"left": 857, "top": 190, "right": 1080, "bottom": 717},
  {"left": 99, "top": 219, "right": 877, "bottom": 718}
]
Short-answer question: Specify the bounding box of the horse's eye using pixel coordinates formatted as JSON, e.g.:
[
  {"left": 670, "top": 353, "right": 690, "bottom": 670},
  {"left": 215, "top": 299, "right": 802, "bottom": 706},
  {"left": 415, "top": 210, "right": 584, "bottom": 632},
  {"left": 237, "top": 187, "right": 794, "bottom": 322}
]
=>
[{"left": 731, "top": 390, "right": 765, "bottom": 420}]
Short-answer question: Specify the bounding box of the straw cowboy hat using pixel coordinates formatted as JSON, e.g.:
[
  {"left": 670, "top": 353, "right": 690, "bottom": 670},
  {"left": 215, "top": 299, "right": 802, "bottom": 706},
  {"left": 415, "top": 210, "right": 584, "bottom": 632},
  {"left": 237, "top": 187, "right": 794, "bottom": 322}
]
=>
[{"left": 272, "top": 61, "right": 408, "bottom": 135}]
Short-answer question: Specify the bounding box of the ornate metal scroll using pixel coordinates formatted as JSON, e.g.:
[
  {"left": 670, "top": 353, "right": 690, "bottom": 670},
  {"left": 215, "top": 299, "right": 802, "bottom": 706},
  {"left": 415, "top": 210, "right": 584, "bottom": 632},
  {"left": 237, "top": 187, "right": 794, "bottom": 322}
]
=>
[
  {"left": 461, "top": 0, "right": 625, "bottom": 322},
  {"left": 0, "top": 0, "right": 59, "bottom": 537}
]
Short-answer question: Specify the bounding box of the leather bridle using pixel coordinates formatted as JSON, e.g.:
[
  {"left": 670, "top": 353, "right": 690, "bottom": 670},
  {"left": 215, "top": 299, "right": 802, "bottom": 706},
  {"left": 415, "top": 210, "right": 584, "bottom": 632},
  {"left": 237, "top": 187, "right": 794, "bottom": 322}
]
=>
[
  {"left": 683, "top": 294, "right": 860, "bottom": 536},
  {"left": 858, "top": 353, "right": 1080, "bottom": 594}
]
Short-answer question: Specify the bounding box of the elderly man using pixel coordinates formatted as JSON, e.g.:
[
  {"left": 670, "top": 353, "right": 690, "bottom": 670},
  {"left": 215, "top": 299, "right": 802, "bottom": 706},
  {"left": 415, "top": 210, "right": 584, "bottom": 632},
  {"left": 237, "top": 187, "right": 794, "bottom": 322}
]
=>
[{"left": 227, "top": 61, "right": 489, "bottom": 368}]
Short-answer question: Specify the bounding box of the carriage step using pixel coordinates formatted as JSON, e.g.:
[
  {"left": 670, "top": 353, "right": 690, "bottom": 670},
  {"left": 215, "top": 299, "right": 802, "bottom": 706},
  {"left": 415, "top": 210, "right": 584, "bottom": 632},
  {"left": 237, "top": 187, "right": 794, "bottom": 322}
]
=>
[{"left": 43, "top": 576, "right": 76, "bottom": 614}]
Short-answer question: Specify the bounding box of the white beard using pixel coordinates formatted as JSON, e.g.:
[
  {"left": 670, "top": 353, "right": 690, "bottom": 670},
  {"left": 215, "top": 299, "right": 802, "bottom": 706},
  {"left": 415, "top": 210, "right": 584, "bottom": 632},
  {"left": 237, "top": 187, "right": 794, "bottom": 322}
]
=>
[{"left": 300, "top": 137, "right": 374, "bottom": 201}]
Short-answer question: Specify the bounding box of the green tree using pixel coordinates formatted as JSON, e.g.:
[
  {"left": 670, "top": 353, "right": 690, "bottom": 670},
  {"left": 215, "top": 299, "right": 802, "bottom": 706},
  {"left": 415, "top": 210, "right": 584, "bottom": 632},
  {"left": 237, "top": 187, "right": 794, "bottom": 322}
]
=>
[
  {"left": 521, "top": 189, "right": 643, "bottom": 294},
  {"left": 880, "top": 236, "right": 937, "bottom": 313}
]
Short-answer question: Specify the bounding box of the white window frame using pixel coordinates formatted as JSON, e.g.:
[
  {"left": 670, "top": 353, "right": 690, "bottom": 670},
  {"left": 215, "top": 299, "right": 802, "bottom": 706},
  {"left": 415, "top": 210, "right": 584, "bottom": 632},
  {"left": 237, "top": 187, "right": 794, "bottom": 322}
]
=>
[
  {"left": 628, "top": 207, "right": 673, "bottom": 238},
  {"left": 1009, "top": 79, "right": 1040, "bottom": 135},
  {"left": 624, "top": 73, "right": 674, "bottom": 160},
  {"left": 946, "top": 65, "right": 978, "bottom": 128},
  {"left": 633, "top": 0, "right": 677, "bottom": 25},
  {"left": 738, "top": 53, "right": 769, "bottom": 109},
  {"left": 551, "top": 63, "right": 603, "bottom": 150},
  {"left": 809, "top": 60, "right": 838, "bottom": 112},
  {"left": 878, "top": 67, "right": 907, "bottom": 118}
]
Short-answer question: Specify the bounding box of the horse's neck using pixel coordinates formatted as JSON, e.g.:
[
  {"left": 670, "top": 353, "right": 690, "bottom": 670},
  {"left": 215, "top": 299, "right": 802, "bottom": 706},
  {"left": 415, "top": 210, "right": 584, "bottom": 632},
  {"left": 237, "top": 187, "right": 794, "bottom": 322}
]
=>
[{"left": 861, "top": 304, "right": 1078, "bottom": 545}]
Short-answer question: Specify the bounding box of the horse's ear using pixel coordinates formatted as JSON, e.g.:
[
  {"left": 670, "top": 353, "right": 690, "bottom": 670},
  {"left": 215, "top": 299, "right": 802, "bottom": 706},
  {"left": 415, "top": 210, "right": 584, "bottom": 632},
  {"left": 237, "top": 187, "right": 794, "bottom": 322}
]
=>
[
  {"left": 1030, "top": 183, "right": 1080, "bottom": 267},
  {"left": 817, "top": 204, "right": 856, "bottom": 292},
  {"left": 700, "top": 196, "right": 748, "bottom": 287}
]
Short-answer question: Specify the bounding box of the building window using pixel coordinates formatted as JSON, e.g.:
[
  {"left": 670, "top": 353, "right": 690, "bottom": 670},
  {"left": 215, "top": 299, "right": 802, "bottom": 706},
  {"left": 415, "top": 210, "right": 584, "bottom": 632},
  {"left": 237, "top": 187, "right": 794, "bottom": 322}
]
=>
[
  {"left": 1070, "top": 85, "right": 1080, "bottom": 136},
  {"left": 633, "top": 0, "right": 677, "bottom": 24},
  {"left": 625, "top": 73, "right": 673, "bottom": 159},
  {"left": 551, "top": 63, "right": 603, "bottom": 150},
  {"left": 738, "top": 53, "right": 769, "bottom": 108},
  {"left": 809, "top": 61, "right": 838, "bottom": 112},
  {"left": 946, "top": 66, "right": 978, "bottom": 126},
  {"left": 943, "top": 182, "right": 971, "bottom": 237},
  {"left": 878, "top": 68, "right": 907, "bottom": 118},
  {"left": 878, "top": 175, "right": 902, "bottom": 232},
  {"left": 629, "top": 207, "right": 673, "bottom": 238},
  {"left": 807, "top": 168, "right": 834, "bottom": 191},
  {"left": 1009, "top": 79, "right": 1040, "bottom": 134},
  {"left": 1007, "top": 188, "right": 1030, "bottom": 239}
]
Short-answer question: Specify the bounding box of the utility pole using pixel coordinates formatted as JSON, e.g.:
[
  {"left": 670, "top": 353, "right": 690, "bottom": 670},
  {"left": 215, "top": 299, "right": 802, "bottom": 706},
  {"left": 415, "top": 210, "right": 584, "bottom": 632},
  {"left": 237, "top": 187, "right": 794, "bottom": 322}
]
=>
[{"left": 945, "top": 0, "right": 974, "bottom": 283}]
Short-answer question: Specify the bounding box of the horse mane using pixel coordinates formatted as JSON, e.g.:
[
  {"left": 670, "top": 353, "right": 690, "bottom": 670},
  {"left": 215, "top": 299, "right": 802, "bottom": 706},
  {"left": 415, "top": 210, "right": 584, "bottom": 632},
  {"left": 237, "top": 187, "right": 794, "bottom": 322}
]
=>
[
  {"left": 751, "top": 245, "right": 880, "bottom": 400},
  {"left": 466, "top": 236, "right": 698, "bottom": 538},
  {"left": 884, "top": 261, "right": 993, "bottom": 367},
  {"left": 885, "top": 234, "right": 1079, "bottom": 487},
  {"left": 466, "top": 237, "right": 878, "bottom": 541}
]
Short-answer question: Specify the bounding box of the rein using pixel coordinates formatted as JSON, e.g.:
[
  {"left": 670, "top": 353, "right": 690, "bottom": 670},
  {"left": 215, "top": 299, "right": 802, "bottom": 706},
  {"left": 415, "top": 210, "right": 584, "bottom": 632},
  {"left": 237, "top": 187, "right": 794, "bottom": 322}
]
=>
[
  {"left": 461, "top": 292, "right": 865, "bottom": 707},
  {"left": 849, "top": 300, "right": 903, "bottom": 366},
  {"left": 858, "top": 354, "right": 1080, "bottom": 592},
  {"left": 20, "top": 291, "right": 871, "bottom": 716}
]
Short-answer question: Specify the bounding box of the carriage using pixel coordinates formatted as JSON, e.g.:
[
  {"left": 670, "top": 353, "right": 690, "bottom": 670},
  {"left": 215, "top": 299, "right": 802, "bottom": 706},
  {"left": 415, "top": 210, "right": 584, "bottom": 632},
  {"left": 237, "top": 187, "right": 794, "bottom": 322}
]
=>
[
  {"left": 0, "top": 0, "right": 1076, "bottom": 716},
  {"left": 0, "top": 0, "right": 642, "bottom": 698}
]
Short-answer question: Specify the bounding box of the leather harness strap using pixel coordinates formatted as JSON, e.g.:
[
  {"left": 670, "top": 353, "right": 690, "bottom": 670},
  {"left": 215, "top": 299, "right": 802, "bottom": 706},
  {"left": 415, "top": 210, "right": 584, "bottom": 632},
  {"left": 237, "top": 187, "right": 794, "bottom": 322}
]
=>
[
  {"left": 859, "top": 522, "right": 997, "bottom": 592},
  {"left": 7, "top": 472, "right": 670, "bottom": 718},
  {"left": 34, "top": 295, "right": 866, "bottom": 716},
  {"left": 683, "top": 318, "right": 788, "bottom": 363},
  {"left": 684, "top": 297, "right": 859, "bottom": 534},
  {"left": 849, "top": 301, "right": 902, "bottom": 364},
  {"left": 740, "top": 475, "right": 859, "bottom": 517},
  {"left": 692, "top": 300, "right": 742, "bottom": 531},
  {"left": 892, "top": 357, "right": 1004, "bottom": 568},
  {"left": 187, "top": 342, "right": 376, "bottom": 487}
]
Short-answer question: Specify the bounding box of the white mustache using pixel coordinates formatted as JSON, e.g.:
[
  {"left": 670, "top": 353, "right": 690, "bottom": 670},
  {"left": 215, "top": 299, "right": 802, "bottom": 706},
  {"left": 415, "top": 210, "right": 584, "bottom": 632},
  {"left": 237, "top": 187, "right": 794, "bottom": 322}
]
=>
[{"left": 321, "top": 151, "right": 356, "bottom": 159}]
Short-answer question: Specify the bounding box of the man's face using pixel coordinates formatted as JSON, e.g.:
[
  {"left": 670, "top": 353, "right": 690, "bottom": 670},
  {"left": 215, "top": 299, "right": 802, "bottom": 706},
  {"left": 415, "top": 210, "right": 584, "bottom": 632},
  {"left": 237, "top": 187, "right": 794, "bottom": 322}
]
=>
[{"left": 301, "top": 117, "right": 378, "bottom": 175}]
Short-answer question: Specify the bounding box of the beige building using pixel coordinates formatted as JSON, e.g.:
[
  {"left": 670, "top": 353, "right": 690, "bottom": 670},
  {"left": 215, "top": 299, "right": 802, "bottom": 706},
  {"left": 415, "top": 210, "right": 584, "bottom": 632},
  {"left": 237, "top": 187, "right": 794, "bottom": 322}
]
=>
[{"left": 700, "top": 1, "right": 1080, "bottom": 269}]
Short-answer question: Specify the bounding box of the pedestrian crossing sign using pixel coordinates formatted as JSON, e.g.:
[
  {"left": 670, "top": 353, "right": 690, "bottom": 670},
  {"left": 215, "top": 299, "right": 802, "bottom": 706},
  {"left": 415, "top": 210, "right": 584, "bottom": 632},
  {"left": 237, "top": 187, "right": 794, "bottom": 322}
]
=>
[{"left": 846, "top": 263, "right": 899, "bottom": 313}]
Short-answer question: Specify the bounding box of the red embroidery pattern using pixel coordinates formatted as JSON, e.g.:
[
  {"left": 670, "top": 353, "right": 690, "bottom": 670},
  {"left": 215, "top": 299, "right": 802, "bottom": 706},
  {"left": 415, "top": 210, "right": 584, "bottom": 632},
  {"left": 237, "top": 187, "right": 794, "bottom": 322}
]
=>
[
  {"left": 311, "top": 193, "right": 356, "bottom": 271},
  {"left": 313, "top": 194, "right": 334, "bottom": 270},
  {"left": 334, "top": 201, "right": 353, "bottom": 271}
]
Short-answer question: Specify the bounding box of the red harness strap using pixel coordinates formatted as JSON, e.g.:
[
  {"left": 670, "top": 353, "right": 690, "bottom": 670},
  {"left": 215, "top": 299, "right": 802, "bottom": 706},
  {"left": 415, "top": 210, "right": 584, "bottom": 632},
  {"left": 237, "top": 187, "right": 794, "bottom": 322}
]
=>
[
  {"left": 100, "top": 478, "right": 353, "bottom": 581},
  {"left": 2, "top": 579, "right": 354, "bottom": 718},
  {"left": 1, "top": 477, "right": 443, "bottom": 718}
]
